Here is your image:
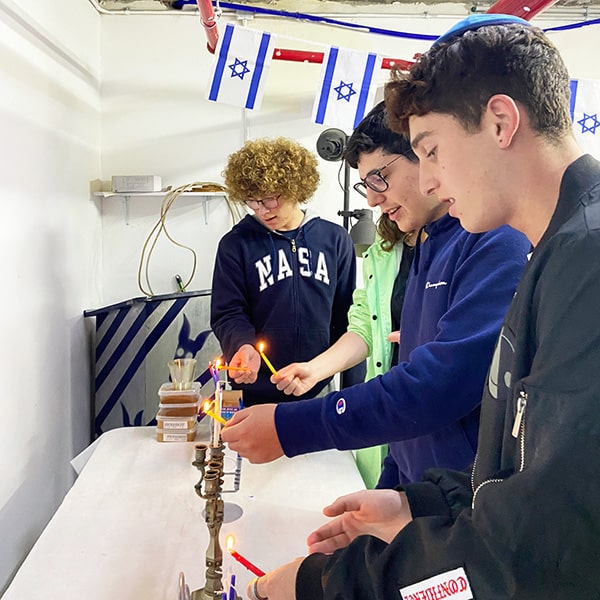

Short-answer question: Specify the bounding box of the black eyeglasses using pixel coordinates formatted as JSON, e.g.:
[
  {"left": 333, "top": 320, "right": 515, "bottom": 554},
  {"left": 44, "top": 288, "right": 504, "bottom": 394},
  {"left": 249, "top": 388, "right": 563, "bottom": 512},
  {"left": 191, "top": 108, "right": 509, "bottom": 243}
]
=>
[
  {"left": 353, "top": 155, "right": 403, "bottom": 198},
  {"left": 244, "top": 194, "right": 281, "bottom": 210}
]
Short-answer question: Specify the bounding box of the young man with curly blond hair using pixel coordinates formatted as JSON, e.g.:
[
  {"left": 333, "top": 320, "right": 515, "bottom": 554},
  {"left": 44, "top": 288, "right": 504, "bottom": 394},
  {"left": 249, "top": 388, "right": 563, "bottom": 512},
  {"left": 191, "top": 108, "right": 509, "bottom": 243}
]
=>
[{"left": 210, "top": 137, "right": 359, "bottom": 406}]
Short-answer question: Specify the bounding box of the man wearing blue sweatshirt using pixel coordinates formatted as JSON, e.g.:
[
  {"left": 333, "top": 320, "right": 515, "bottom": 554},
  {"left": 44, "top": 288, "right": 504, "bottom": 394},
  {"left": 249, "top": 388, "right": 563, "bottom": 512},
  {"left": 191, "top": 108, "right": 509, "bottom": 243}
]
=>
[{"left": 222, "top": 118, "right": 531, "bottom": 489}]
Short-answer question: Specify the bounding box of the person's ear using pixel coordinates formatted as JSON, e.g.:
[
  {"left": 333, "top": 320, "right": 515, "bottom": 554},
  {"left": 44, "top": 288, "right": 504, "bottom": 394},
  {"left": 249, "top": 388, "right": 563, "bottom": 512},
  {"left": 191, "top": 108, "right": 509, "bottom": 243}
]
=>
[{"left": 486, "top": 94, "right": 520, "bottom": 149}]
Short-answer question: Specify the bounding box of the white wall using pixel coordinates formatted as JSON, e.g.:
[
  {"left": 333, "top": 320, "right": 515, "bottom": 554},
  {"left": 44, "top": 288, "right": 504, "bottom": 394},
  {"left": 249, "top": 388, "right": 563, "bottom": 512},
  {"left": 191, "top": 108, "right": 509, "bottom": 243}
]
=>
[
  {"left": 2, "top": 1, "right": 599, "bottom": 594},
  {"left": 0, "top": 0, "right": 101, "bottom": 593},
  {"left": 97, "top": 9, "right": 600, "bottom": 304},
  {"left": 97, "top": 11, "right": 450, "bottom": 302}
]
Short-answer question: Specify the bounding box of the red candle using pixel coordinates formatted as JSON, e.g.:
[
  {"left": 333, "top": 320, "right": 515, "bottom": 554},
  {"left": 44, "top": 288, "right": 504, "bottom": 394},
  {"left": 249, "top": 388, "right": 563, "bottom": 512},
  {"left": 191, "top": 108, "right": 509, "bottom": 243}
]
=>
[
  {"left": 226, "top": 535, "right": 265, "bottom": 577},
  {"left": 229, "top": 549, "right": 265, "bottom": 577}
]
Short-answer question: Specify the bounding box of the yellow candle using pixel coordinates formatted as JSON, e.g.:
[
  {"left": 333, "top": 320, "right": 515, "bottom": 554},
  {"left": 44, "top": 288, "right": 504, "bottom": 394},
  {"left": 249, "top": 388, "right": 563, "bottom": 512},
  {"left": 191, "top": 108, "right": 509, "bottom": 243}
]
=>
[
  {"left": 206, "top": 409, "right": 227, "bottom": 425},
  {"left": 202, "top": 401, "right": 227, "bottom": 425},
  {"left": 258, "top": 342, "right": 277, "bottom": 376}
]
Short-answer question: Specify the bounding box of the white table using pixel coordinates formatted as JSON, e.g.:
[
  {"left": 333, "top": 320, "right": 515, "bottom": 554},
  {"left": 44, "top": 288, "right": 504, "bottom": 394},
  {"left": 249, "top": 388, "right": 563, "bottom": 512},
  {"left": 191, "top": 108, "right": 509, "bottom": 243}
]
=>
[{"left": 4, "top": 425, "right": 364, "bottom": 600}]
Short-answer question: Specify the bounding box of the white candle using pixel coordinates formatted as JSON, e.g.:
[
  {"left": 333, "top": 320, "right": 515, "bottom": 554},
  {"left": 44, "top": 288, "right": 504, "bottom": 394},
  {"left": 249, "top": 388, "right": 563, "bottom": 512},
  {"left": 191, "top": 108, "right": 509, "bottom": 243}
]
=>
[{"left": 212, "top": 381, "right": 223, "bottom": 447}]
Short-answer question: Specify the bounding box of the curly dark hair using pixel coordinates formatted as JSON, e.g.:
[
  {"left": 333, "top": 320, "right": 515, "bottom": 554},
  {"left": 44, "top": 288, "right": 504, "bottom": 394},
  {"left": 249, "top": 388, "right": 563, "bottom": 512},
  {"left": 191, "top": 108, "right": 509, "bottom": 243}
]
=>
[
  {"left": 345, "top": 101, "right": 416, "bottom": 251},
  {"left": 222, "top": 137, "right": 320, "bottom": 204},
  {"left": 385, "top": 24, "right": 572, "bottom": 142}
]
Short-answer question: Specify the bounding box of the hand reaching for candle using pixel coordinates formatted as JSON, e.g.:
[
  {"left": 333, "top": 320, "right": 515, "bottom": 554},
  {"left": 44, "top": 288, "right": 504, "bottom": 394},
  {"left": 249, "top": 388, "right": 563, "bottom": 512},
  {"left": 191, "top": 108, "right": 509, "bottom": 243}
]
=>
[
  {"left": 228, "top": 344, "right": 261, "bottom": 384},
  {"left": 246, "top": 558, "right": 302, "bottom": 600},
  {"left": 306, "top": 489, "right": 412, "bottom": 555},
  {"left": 221, "top": 404, "right": 284, "bottom": 463},
  {"left": 386, "top": 330, "right": 400, "bottom": 344},
  {"left": 272, "top": 362, "right": 318, "bottom": 396}
]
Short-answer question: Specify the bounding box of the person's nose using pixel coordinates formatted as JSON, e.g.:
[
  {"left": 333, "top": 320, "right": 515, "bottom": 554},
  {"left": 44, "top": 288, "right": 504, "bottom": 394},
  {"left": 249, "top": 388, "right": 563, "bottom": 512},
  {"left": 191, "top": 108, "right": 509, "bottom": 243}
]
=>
[
  {"left": 419, "top": 163, "right": 439, "bottom": 198},
  {"left": 253, "top": 203, "right": 271, "bottom": 214},
  {"left": 366, "top": 189, "right": 385, "bottom": 208}
]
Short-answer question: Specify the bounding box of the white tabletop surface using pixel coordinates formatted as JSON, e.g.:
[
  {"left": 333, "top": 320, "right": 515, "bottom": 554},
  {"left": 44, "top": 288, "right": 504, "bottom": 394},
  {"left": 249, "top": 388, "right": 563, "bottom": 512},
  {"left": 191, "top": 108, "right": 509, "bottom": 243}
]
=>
[{"left": 4, "top": 424, "right": 364, "bottom": 600}]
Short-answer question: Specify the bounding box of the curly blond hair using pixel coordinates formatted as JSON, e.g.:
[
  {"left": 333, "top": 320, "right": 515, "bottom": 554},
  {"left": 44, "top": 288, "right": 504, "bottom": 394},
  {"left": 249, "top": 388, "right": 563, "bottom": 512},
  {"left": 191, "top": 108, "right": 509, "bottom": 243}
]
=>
[{"left": 222, "top": 137, "right": 320, "bottom": 204}]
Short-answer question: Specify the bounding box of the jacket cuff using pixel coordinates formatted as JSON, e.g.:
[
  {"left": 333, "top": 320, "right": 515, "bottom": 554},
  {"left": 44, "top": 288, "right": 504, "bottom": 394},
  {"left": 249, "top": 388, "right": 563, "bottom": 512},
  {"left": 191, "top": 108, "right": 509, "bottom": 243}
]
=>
[
  {"left": 275, "top": 398, "right": 331, "bottom": 457},
  {"left": 397, "top": 481, "right": 451, "bottom": 519},
  {"left": 296, "top": 553, "right": 327, "bottom": 600},
  {"left": 222, "top": 336, "right": 255, "bottom": 361}
]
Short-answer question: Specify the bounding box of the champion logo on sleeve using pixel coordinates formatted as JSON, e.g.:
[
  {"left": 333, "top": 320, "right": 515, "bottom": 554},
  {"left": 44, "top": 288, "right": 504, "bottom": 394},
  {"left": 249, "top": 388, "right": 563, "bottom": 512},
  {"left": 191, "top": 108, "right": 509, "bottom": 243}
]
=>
[
  {"left": 335, "top": 398, "right": 347, "bottom": 414},
  {"left": 399, "top": 567, "right": 473, "bottom": 600},
  {"left": 425, "top": 280, "right": 448, "bottom": 290}
]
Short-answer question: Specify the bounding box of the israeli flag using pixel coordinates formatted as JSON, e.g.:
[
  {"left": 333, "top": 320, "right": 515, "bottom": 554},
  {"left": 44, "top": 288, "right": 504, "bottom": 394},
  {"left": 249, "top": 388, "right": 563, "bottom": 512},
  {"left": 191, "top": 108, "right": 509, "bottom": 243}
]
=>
[
  {"left": 312, "top": 47, "right": 380, "bottom": 131},
  {"left": 570, "top": 78, "right": 600, "bottom": 158},
  {"left": 207, "top": 24, "right": 275, "bottom": 110}
]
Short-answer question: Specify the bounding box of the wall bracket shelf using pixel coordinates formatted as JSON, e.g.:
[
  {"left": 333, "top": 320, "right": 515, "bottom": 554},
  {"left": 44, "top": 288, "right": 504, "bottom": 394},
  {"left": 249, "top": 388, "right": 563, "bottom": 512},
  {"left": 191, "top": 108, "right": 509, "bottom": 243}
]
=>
[{"left": 92, "top": 191, "right": 227, "bottom": 225}]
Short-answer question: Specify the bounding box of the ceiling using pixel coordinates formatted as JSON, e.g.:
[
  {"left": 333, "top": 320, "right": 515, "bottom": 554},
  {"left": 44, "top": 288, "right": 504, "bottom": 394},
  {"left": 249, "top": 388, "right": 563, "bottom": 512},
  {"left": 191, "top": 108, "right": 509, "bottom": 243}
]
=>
[{"left": 89, "top": 0, "right": 600, "bottom": 14}]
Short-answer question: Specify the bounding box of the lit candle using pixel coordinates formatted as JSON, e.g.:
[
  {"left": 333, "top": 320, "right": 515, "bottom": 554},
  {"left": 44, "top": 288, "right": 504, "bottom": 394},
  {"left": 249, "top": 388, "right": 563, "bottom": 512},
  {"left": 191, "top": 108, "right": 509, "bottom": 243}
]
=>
[
  {"left": 209, "top": 360, "right": 220, "bottom": 388},
  {"left": 203, "top": 400, "right": 227, "bottom": 426},
  {"left": 226, "top": 535, "right": 265, "bottom": 577},
  {"left": 217, "top": 364, "right": 253, "bottom": 372},
  {"left": 213, "top": 381, "right": 224, "bottom": 447},
  {"left": 257, "top": 342, "right": 277, "bottom": 376}
]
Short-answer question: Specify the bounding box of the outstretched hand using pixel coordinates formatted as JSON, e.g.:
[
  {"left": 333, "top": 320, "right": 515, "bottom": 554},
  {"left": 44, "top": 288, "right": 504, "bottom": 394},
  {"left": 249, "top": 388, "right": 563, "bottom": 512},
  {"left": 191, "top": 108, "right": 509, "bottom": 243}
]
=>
[
  {"left": 245, "top": 558, "right": 302, "bottom": 600},
  {"left": 306, "top": 489, "right": 412, "bottom": 555},
  {"left": 272, "top": 362, "right": 318, "bottom": 396},
  {"left": 221, "top": 404, "right": 284, "bottom": 463},
  {"left": 228, "top": 344, "right": 261, "bottom": 384}
]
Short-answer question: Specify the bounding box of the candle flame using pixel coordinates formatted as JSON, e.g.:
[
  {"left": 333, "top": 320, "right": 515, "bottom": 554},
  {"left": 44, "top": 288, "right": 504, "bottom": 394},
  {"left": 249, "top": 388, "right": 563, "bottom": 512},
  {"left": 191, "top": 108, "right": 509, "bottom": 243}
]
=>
[
  {"left": 226, "top": 534, "right": 235, "bottom": 552},
  {"left": 257, "top": 341, "right": 277, "bottom": 376}
]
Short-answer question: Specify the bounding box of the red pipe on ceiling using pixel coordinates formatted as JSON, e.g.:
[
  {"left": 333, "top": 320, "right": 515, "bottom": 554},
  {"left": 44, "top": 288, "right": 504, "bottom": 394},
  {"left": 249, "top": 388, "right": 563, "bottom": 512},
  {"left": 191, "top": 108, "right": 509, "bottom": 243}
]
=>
[
  {"left": 196, "top": 0, "right": 558, "bottom": 67},
  {"left": 195, "top": 0, "right": 415, "bottom": 67},
  {"left": 196, "top": 0, "right": 219, "bottom": 53},
  {"left": 486, "top": 0, "right": 560, "bottom": 20},
  {"left": 273, "top": 48, "right": 415, "bottom": 71}
]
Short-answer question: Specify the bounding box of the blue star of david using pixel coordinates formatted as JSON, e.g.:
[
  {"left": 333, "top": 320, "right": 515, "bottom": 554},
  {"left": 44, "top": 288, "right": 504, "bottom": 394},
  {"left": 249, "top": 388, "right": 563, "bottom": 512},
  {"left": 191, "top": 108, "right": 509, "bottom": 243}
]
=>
[
  {"left": 333, "top": 80, "right": 357, "bottom": 102},
  {"left": 228, "top": 57, "right": 251, "bottom": 80},
  {"left": 577, "top": 112, "right": 600, "bottom": 135}
]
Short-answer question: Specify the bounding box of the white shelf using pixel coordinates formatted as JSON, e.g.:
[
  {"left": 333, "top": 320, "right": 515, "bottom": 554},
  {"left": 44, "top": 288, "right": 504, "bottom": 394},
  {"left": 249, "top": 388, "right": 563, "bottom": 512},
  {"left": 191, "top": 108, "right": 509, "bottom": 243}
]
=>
[
  {"left": 92, "top": 191, "right": 226, "bottom": 199},
  {"left": 92, "top": 190, "right": 227, "bottom": 225}
]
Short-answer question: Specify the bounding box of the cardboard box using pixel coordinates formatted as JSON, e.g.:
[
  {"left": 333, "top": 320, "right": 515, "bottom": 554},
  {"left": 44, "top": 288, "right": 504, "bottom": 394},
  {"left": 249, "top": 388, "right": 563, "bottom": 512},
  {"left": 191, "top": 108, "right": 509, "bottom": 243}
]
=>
[{"left": 111, "top": 175, "right": 162, "bottom": 193}]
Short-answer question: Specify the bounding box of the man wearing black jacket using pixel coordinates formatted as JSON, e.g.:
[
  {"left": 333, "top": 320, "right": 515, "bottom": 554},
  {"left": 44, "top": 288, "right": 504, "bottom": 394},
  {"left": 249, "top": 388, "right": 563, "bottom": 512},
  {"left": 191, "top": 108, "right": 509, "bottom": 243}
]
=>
[{"left": 247, "top": 14, "right": 600, "bottom": 600}]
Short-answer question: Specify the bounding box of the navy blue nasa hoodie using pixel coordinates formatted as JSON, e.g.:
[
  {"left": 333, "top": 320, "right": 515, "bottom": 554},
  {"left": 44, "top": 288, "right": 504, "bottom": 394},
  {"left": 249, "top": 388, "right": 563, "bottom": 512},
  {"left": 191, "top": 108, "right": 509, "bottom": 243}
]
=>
[{"left": 210, "top": 209, "right": 357, "bottom": 406}]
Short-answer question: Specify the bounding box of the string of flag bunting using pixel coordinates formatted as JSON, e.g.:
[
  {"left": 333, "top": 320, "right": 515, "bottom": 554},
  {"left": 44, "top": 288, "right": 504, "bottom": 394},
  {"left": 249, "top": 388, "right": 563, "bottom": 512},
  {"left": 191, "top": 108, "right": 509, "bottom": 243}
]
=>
[
  {"left": 206, "top": 23, "right": 382, "bottom": 131},
  {"left": 207, "top": 23, "right": 600, "bottom": 156}
]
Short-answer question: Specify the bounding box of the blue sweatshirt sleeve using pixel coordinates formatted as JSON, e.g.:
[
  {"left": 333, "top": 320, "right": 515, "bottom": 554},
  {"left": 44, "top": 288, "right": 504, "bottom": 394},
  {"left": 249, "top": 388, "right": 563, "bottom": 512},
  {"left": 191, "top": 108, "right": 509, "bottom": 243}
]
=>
[
  {"left": 210, "top": 232, "right": 256, "bottom": 361},
  {"left": 275, "top": 227, "right": 530, "bottom": 456}
]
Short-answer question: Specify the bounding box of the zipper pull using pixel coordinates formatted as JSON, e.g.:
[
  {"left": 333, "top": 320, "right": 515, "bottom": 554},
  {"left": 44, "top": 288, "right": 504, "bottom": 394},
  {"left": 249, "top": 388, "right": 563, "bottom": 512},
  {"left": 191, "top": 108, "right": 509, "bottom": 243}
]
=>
[
  {"left": 511, "top": 391, "right": 528, "bottom": 438},
  {"left": 291, "top": 238, "right": 297, "bottom": 253}
]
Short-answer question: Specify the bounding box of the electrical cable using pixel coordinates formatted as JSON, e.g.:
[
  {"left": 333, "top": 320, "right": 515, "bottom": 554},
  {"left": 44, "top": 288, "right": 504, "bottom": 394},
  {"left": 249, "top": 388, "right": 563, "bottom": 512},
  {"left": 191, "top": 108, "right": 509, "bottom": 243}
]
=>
[
  {"left": 337, "top": 160, "right": 346, "bottom": 194},
  {"left": 137, "top": 180, "right": 242, "bottom": 296}
]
